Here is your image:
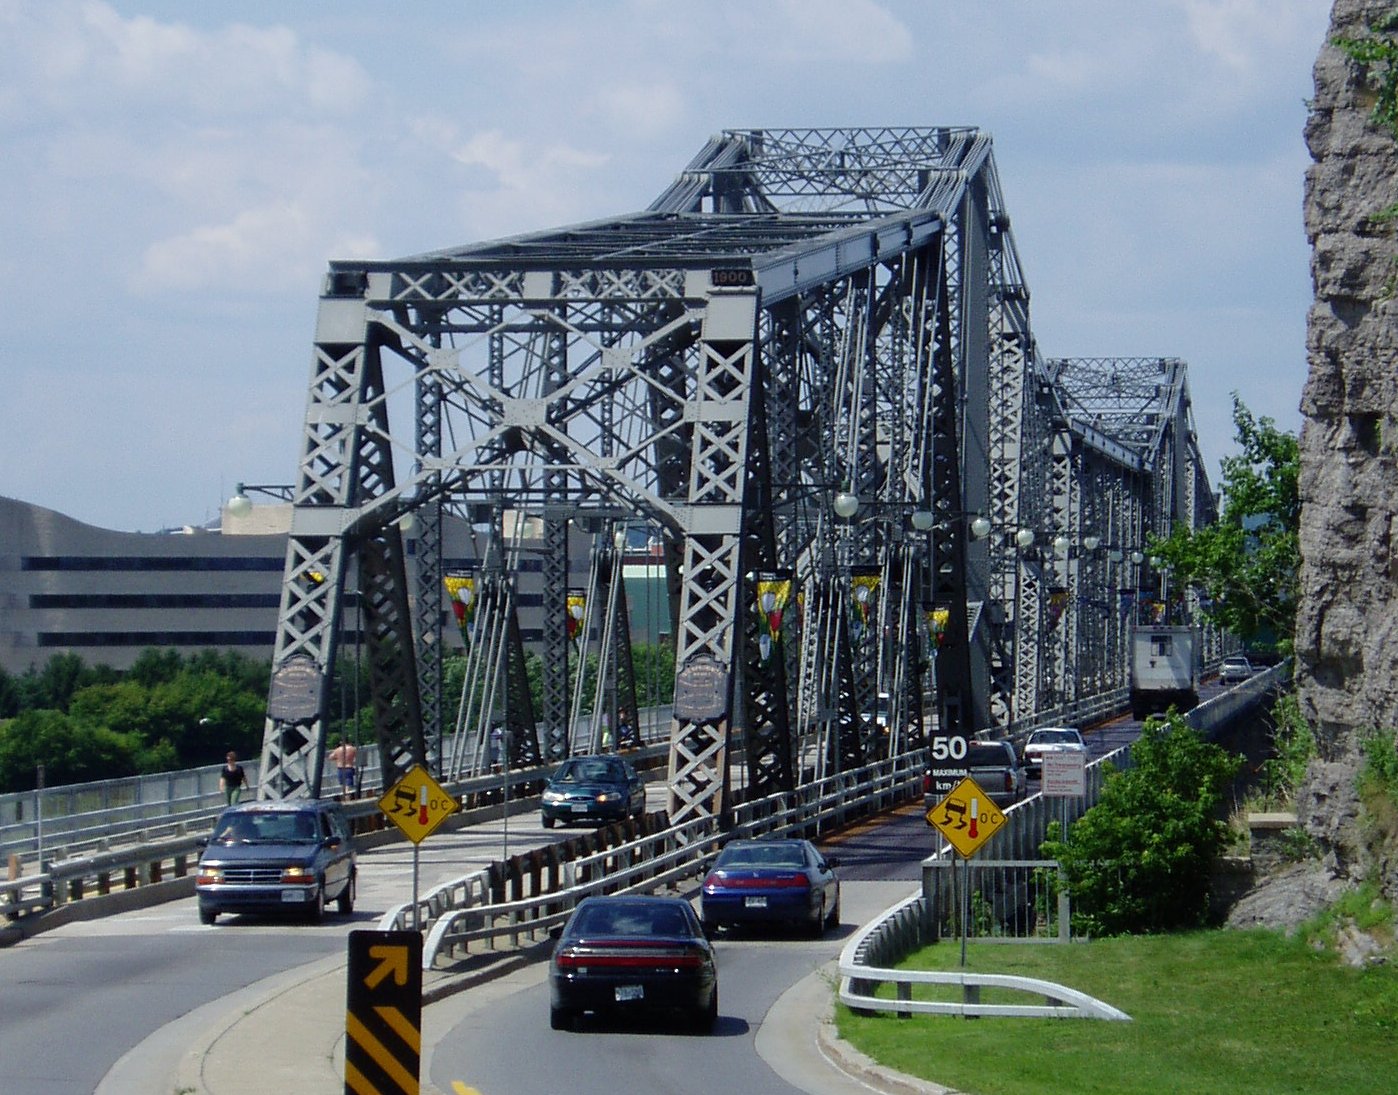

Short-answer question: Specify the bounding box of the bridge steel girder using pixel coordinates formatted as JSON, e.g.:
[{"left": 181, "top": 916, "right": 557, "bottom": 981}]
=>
[{"left": 258, "top": 128, "right": 1215, "bottom": 815}]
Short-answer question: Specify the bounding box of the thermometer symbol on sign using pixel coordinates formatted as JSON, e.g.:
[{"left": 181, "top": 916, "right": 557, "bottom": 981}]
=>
[
  {"left": 968, "top": 797, "right": 979, "bottom": 840},
  {"left": 418, "top": 784, "right": 429, "bottom": 825}
]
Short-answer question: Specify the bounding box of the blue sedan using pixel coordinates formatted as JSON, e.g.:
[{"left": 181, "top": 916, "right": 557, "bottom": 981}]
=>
[
  {"left": 539, "top": 755, "right": 646, "bottom": 829},
  {"left": 700, "top": 838, "right": 840, "bottom": 936}
]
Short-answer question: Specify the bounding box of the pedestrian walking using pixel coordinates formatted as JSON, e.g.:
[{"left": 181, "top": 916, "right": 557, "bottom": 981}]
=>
[
  {"left": 219, "top": 751, "right": 248, "bottom": 806},
  {"left": 328, "top": 737, "right": 359, "bottom": 798}
]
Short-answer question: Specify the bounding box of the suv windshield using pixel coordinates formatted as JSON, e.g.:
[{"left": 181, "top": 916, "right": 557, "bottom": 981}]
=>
[{"left": 214, "top": 811, "right": 318, "bottom": 844}]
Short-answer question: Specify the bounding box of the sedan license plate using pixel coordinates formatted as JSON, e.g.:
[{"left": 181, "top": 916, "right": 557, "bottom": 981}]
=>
[
  {"left": 570, "top": 803, "right": 588, "bottom": 813},
  {"left": 615, "top": 984, "right": 644, "bottom": 1002},
  {"left": 745, "top": 895, "right": 768, "bottom": 908}
]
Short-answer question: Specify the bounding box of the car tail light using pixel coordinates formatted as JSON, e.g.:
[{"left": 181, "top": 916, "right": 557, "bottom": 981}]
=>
[
  {"left": 555, "top": 944, "right": 706, "bottom": 970},
  {"left": 704, "top": 872, "right": 808, "bottom": 889},
  {"left": 1003, "top": 771, "right": 1014, "bottom": 792},
  {"left": 922, "top": 772, "right": 932, "bottom": 795}
]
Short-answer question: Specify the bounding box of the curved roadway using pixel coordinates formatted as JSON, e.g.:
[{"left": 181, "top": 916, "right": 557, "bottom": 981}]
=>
[{"left": 0, "top": 696, "right": 1208, "bottom": 1094}]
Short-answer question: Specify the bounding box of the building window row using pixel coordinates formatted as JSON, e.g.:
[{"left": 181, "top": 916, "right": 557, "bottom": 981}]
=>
[
  {"left": 23, "top": 556, "right": 285, "bottom": 572},
  {"left": 38, "top": 631, "right": 278, "bottom": 648},
  {"left": 30, "top": 594, "right": 282, "bottom": 610}
]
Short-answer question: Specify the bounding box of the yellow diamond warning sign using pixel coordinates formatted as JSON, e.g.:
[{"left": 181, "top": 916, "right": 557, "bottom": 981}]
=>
[
  {"left": 925, "top": 775, "right": 1007, "bottom": 858},
  {"left": 378, "top": 764, "right": 460, "bottom": 844}
]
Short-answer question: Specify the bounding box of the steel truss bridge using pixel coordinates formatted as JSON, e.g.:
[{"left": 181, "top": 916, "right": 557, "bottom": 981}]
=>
[{"left": 255, "top": 127, "right": 1216, "bottom": 825}]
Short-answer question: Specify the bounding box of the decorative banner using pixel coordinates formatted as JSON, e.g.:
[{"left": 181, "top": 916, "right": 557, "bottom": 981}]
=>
[
  {"left": 1047, "top": 589, "right": 1069, "bottom": 628},
  {"left": 443, "top": 572, "right": 476, "bottom": 642},
  {"left": 566, "top": 590, "right": 587, "bottom": 645},
  {"left": 849, "top": 569, "right": 881, "bottom": 645},
  {"left": 926, "top": 606, "right": 951, "bottom": 648},
  {"left": 753, "top": 571, "right": 793, "bottom": 664}
]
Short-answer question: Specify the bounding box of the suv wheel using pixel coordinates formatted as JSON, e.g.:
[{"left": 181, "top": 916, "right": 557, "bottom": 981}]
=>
[
  {"left": 199, "top": 906, "right": 217, "bottom": 926},
  {"left": 337, "top": 873, "right": 356, "bottom": 915},
  {"left": 306, "top": 883, "right": 325, "bottom": 924}
]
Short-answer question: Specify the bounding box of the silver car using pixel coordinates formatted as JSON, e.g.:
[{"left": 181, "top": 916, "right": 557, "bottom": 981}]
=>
[
  {"left": 1021, "top": 726, "right": 1086, "bottom": 777},
  {"left": 1219, "top": 656, "right": 1255, "bottom": 684}
]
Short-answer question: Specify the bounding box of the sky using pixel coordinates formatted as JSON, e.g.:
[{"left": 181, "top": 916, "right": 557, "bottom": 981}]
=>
[{"left": 0, "top": 0, "right": 1336, "bottom": 533}]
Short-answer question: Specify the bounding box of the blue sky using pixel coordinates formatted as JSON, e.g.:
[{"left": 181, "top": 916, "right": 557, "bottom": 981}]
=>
[{"left": 0, "top": 0, "right": 1333, "bottom": 532}]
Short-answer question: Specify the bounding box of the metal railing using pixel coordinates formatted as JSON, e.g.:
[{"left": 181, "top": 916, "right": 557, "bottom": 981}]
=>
[
  {"left": 0, "top": 707, "right": 680, "bottom": 872},
  {"left": 829, "top": 662, "right": 1292, "bottom": 1019},
  {"left": 4, "top": 670, "right": 1285, "bottom": 931},
  {"left": 390, "top": 750, "right": 925, "bottom": 968},
  {"left": 0, "top": 744, "right": 672, "bottom": 925}
]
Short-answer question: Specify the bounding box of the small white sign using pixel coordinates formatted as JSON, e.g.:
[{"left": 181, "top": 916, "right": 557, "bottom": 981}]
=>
[{"left": 1042, "top": 751, "right": 1086, "bottom": 797}]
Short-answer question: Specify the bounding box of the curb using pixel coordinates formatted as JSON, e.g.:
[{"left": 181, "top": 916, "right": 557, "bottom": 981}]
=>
[{"left": 816, "top": 1017, "right": 962, "bottom": 1095}]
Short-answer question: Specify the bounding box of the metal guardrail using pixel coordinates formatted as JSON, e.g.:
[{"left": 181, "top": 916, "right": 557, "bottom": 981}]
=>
[
  {"left": 397, "top": 751, "right": 926, "bottom": 968},
  {"left": 0, "top": 707, "right": 680, "bottom": 871},
  {"left": 828, "top": 666, "right": 1291, "bottom": 1020},
  {"left": 1, "top": 745, "right": 671, "bottom": 926},
  {"left": 4, "top": 672, "right": 1284, "bottom": 929}
]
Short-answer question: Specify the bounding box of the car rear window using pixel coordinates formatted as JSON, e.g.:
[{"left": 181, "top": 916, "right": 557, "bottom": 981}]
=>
[
  {"left": 717, "top": 843, "right": 805, "bottom": 869},
  {"left": 966, "top": 744, "right": 1012, "bottom": 766}
]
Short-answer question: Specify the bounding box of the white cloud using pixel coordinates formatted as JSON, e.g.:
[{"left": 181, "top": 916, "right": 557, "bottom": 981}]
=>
[
  {"left": 0, "top": 0, "right": 1336, "bottom": 530},
  {"left": 592, "top": 82, "right": 687, "bottom": 139},
  {"left": 6, "top": 1, "right": 371, "bottom": 118},
  {"left": 1181, "top": 0, "right": 1326, "bottom": 73},
  {"left": 138, "top": 200, "right": 379, "bottom": 293}
]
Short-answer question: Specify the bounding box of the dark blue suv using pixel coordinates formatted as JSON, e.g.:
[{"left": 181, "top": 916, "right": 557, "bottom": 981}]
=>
[{"left": 195, "top": 799, "right": 356, "bottom": 925}]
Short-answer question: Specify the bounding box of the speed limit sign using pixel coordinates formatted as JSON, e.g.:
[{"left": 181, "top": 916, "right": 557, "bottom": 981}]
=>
[{"left": 927, "top": 733, "right": 968, "bottom": 798}]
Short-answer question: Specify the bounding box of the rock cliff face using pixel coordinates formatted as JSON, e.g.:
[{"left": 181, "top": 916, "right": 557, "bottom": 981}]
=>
[{"left": 1297, "top": 0, "right": 1398, "bottom": 893}]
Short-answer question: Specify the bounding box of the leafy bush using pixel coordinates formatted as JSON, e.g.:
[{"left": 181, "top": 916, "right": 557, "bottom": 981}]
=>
[
  {"left": 1042, "top": 713, "right": 1241, "bottom": 935},
  {"left": 1257, "top": 693, "right": 1316, "bottom": 808},
  {"left": 1359, "top": 727, "right": 1398, "bottom": 802}
]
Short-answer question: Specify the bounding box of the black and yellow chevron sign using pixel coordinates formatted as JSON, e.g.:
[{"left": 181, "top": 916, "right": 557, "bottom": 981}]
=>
[{"left": 346, "top": 929, "right": 423, "bottom": 1095}]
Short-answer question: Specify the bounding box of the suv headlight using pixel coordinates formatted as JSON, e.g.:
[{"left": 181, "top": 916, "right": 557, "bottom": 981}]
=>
[
  {"left": 280, "top": 866, "right": 316, "bottom": 884},
  {"left": 196, "top": 866, "right": 223, "bottom": 886}
]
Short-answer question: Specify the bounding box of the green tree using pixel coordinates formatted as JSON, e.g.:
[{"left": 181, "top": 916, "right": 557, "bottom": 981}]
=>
[
  {"left": 126, "top": 648, "right": 186, "bottom": 687},
  {"left": 1149, "top": 396, "right": 1298, "bottom": 654},
  {"left": 0, "top": 666, "right": 19, "bottom": 719},
  {"left": 1043, "top": 713, "right": 1241, "bottom": 936},
  {"left": 0, "top": 708, "right": 140, "bottom": 791},
  {"left": 21, "top": 652, "right": 92, "bottom": 712}
]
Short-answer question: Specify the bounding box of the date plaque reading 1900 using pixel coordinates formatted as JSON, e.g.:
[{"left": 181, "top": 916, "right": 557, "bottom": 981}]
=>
[{"left": 673, "top": 654, "right": 728, "bottom": 720}]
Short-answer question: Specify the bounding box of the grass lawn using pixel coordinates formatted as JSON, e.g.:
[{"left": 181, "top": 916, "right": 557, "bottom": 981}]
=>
[{"left": 836, "top": 929, "right": 1398, "bottom": 1095}]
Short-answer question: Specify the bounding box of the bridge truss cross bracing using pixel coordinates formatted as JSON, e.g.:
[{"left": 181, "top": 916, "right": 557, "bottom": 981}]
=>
[{"left": 256, "top": 128, "right": 1216, "bottom": 825}]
